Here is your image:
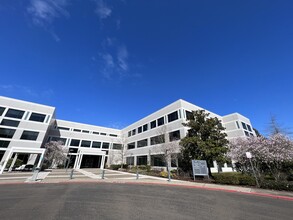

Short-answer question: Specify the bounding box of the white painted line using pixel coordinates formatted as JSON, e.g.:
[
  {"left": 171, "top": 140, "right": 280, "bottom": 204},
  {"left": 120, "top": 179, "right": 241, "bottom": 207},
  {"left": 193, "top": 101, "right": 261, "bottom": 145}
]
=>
[{"left": 0, "top": 177, "right": 28, "bottom": 180}]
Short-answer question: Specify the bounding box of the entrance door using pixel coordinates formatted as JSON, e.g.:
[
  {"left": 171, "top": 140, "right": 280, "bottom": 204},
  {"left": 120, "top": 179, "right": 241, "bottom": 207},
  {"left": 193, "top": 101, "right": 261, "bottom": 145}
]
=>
[{"left": 80, "top": 155, "right": 102, "bottom": 168}]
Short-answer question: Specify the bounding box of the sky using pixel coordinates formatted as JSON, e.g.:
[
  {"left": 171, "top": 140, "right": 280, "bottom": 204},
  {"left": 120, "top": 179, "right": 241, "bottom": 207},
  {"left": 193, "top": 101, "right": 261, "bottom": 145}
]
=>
[{"left": 0, "top": 0, "right": 292, "bottom": 135}]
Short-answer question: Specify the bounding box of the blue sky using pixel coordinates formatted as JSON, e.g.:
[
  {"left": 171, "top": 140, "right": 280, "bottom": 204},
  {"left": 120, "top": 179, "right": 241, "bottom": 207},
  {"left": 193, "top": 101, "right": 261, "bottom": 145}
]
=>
[{"left": 0, "top": 0, "right": 292, "bottom": 134}]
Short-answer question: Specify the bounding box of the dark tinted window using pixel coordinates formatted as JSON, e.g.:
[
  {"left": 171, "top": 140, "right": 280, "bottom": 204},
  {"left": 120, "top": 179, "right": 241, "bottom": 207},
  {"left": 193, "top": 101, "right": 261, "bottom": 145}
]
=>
[
  {"left": 127, "top": 142, "right": 135, "bottom": 149},
  {"left": 143, "top": 124, "right": 148, "bottom": 132},
  {"left": 5, "top": 109, "right": 24, "bottom": 119},
  {"left": 0, "top": 107, "right": 5, "bottom": 116},
  {"left": 186, "top": 111, "right": 193, "bottom": 120},
  {"left": 157, "top": 117, "right": 164, "bottom": 126},
  {"left": 137, "top": 155, "right": 147, "bottom": 165},
  {"left": 81, "top": 140, "right": 91, "bottom": 147},
  {"left": 138, "top": 126, "right": 142, "bottom": 133},
  {"left": 137, "top": 139, "right": 148, "bottom": 148},
  {"left": 58, "top": 127, "right": 70, "bottom": 131},
  {"left": 169, "top": 130, "right": 181, "bottom": 141},
  {"left": 132, "top": 129, "right": 136, "bottom": 135},
  {"left": 20, "top": 131, "right": 39, "bottom": 141},
  {"left": 102, "top": 142, "right": 110, "bottom": 149},
  {"left": 93, "top": 132, "right": 99, "bottom": 135},
  {"left": 150, "top": 120, "right": 156, "bottom": 129},
  {"left": 50, "top": 137, "right": 66, "bottom": 144},
  {"left": 74, "top": 129, "right": 81, "bottom": 132},
  {"left": 241, "top": 122, "right": 247, "bottom": 130},
  {"left": 244, "top": 131, "right": 250, "bottom": 137},
  {"left": 70, "top": 139, "right": 80, "bottom": 146},
  {"left": 151, "top": 155, "right": 165, "bottom": 166},
  {"left": 113, "top": 143, "right": 122, "bottom": 150},
  {"left": 1, "top": 119, "right": 20, "bottom": 127},
  {"left": 236, "top": 121, "right": 240, "bottom": 129},
  {"left": 69, "top": 148, "right": 78, "bottom": 153},
  {"left": 110, "top": 134, "right": 118, "bottom": 137},
  {"left": 0, "top": 140, "right": 10, "bottom": 148},
  {"left": 29, "top": 113, "right": 46, "bottom": 122},
  {"left": 150, "top": 134, "right": 165, "bottom": 145},
  {"left": 82, "top": 130, "right": 89, "bottom": 133},
  {"left": 168, "top": 111, "right": 178, "bottom": 123},
  {"left": 247, "top": 124, "right": 252, "bottom": 132},
  {"left": 92, "top": 141, "right": 101, "bottom": 148},
  {"left": 100, "top": 133, "right": 106, "bottom": 136},
  {"left": 0, "top": 128, "right": 16, "bottom": 138},
  {"left": 128, "top": 131, "right": 131, "bottom": 137},
  {"left": 126, "top": 157, "right": 134, "bottom": 165}
]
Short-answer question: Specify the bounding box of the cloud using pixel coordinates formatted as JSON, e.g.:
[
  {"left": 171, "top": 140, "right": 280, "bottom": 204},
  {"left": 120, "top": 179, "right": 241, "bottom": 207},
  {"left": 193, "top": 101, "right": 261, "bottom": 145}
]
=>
[
  {"left": 117, "top": 45, "right": 128, "bottom": 71},
  {"left": 0, "top": 85, "right": 54, "bottom": 98},
  {"left": 94, "top": 0, "right": 112, "bottom": 19},
  {"left": 27, "top": 0, "right": 70, "bottom": 41}
]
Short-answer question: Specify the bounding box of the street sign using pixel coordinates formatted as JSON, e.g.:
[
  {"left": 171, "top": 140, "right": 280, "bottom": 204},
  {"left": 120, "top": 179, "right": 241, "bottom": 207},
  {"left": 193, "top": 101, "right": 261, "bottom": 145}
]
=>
[{"left": 192, "top": 160, "right": 208, "bottom": 179}]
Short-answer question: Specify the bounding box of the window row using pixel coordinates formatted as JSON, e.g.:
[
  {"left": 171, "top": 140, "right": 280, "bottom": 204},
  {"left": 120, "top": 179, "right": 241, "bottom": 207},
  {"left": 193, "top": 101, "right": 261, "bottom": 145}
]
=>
[
  {"left": 127, "top": 130, "right": 181, "bottom": 150},
  {"left": 56, "top": 126, "right": 118, "bottom": 137},
  {"left": 0, "top": 106, "right": 47, "bottom": 123},
  {"left": 128, "top": 110, "right": 179, "bottom": 137},
  {"left": 235, "top": 121, "right": 252, "bottom": 132},
  {"left": 0, "top": 128, "right": 39, "bottom": 140},
  {"left": 126, "top": 154, "right": 177, "bottom": 167}
]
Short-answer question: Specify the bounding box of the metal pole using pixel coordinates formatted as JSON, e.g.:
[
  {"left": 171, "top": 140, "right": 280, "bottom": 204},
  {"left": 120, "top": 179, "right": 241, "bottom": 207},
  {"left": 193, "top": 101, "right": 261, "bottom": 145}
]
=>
[
  {"left": 167, "top": 168, "right": 171, "bottom": 182},
  {"left": 249, "top": 158, "right": 260, "bottom": 188},
  {"left": 136, "top": 167, "right": 139, "bottom": 180},
  {"left": 101, "top": 169, "right": 105, "bottom": 179},
  {"left": 70, "top": 169, "right": 74, "bottom": 179}
]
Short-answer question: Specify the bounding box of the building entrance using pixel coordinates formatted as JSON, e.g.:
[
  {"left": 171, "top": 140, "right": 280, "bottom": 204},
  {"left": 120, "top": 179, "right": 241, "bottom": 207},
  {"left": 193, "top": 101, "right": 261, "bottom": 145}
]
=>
[{"left": 80, "top": 155, "right": 102, "bottom": 168}]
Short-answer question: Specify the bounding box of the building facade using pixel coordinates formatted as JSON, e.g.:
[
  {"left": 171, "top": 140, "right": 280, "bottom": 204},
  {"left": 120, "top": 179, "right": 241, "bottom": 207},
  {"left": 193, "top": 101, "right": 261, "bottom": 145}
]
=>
[{"left": 0, "top": 96, "right": 255, "bottom": 173}]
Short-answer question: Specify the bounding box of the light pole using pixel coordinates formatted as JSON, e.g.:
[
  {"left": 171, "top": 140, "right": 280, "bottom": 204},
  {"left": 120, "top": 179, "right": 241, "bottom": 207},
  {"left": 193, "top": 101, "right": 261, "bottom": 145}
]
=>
[{"left": 246, "top": 152, "right": 260, "bottom": 188}]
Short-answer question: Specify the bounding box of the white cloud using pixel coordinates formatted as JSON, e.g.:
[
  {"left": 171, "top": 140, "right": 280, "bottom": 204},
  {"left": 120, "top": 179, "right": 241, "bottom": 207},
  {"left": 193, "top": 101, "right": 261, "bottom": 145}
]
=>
[
  {"left": 94, "top": 0, "right": 112, "bottom": 19},
  {"left": 117, "top": 45, "right": 128, "bottom": 71},
  {"left": 0, "top": 84, "right": 54, "bottom": 98}
]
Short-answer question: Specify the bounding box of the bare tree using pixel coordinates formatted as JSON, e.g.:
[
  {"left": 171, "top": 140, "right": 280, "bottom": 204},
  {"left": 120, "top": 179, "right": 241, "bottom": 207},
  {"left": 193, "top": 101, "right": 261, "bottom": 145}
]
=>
[
  {"left": 109, "top": 134, "right": 128, "bottom": 168},
  {"left": 43, "top": 141, "right": 68, "bottom": 168}
]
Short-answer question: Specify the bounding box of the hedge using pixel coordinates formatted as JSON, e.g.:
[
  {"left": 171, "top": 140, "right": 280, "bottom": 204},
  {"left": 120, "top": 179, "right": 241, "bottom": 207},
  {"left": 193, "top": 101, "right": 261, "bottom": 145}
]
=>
[
  {"left": 260, "top": 180, "right": 293, "bottom": 191},
  {"left": 213, "top": 172, "right": 256, "bottom": 186}
]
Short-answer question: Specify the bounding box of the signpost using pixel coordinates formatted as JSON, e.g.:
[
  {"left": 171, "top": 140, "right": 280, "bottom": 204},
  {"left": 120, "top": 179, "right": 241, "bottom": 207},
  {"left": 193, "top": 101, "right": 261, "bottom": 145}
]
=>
[
  {"left": 192, "top": 160, "right": 209, "bottom": 180},
  {"left": 246, "top": 152, "right": 260, "bottom": 187}
]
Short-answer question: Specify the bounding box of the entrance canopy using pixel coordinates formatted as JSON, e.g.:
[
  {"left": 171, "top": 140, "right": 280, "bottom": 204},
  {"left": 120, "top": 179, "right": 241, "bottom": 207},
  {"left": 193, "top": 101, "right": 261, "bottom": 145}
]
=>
[
  {"left": 73, "top": 148, "right": 106, "bottom": 169},
  {"left": 0, "top": 147, "right": 46, "bottom": 174}
]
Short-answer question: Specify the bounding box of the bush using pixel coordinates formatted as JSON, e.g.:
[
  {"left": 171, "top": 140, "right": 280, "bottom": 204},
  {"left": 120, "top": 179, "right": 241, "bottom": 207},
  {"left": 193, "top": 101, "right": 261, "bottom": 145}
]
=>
[
  {"left": 137, "top": 165, "right": 151, "bottom": 172},
  {"left": 160, "top": 171, "right": 168, "bottom": 178},
  {"left": 213, "top": 172, "right": 256, "bottom": 186},
  {"left": 110, "top": 165, "right": 121, "bottom": 170},
  {"left": 261, "top": 180, "right": 293, "bottom": 191},
  {"left": 5, "top": 159, "right": 23, "bottom": 168}
]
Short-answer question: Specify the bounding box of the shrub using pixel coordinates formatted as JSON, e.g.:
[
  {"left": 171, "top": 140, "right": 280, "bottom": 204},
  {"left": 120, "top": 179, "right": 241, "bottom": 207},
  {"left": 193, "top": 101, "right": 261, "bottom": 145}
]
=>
[
  {"left": 110, "top": 165, "right": 121, "bottom": 170},
  {"left": 160, "top": 171, "right": 168, "bottom": 178},
  {"left": 5, "top": 159, "right": 23, "bottom": 168},
  {"left": 213, "top": 172, "right": 256, "bottom": 186},
  {"left": 260, "top": 180, "right": 293, "bottom": 191}
]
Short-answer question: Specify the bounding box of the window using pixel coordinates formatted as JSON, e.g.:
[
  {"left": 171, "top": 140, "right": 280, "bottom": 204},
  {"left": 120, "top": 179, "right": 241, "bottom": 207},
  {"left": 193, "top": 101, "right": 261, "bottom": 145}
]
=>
[
  {"left": 100, "top": 133, "right": 106, "bottom": 136},
  {"left": 102, "top": 142, "right": 110, "bottom": 149},
  {"left": 92, "top": 141, "right": 101, "bottom": 148},
  {"left": 169, "top": 130, "right": 181, "bottom": 141},
  {"left": 74, "top": 129, "right": 81, "bottom": 132},
  {"left": 70, "top": 139, "right": 80, "bottom": 147},
  {"left": 20, "top": 131, "right": 39, "bottom": 141},
  {"left": 93, "top": 131, "right": 99, "bottom": 135},
  {"left": 132, "top": 129, "right": 136, "bottom": 136},
  {"left": 0, "top": 107, "right": 5, "bottom": 116},
  {"left": 236, "top": 121, "right": 240, "bottom": 129},
  {"left": 151, "top": 155, "right": 165, "bottom": 166},
  {"left": 143, "top": 124, "right": 148, "bottom": 132},
  {"left": 186, "top": 111, "right": 193, "bottom": 120},
  {"left": 137, "top": 139, "right": 148, "bottom": 148},
  {"left": 150, "top": 120, "right": 156, "bottom": 129},
  {"left": 0, "top": 140, "right": 10, "bottom": 148},
  {"left": 137, "top": 155, "right": 147, "bottom": 165},
  {"left": 5, "top": 109, "right": 24, "bottom": 119},
  {"left": 50, "top": 137, "right": 67, "bottom": 144},
  {"left": 241, "top": 122, "right": 247, "bottom": 130},
  {"left": 168, "top": 111, "right": 179, "bottom": 122},
  {"left": 81, "top": 140, "right": 91, "bottom": 148},
  {"left": 58, "top": 127, "right": 70, "bottom": 131},
  {"left": 128, "top": 131, "right": 132, "bottom": 137},
  {"left": 110, "top": 134, "right": 118, "bottom": 137},
  {"left": 1, "top": 119, "right": 20, "bottom": 127},
  {"left": 138, "top": 126, "right": 142, "bottom": 134},
  {"left": 113, "top": 143, "right": 122, "bottom": 150},
  {"left": 250, "top": 133, "right": 254, "bottom": 137},
  {"left": 29, "top": 113, "right": 46, "bottom": 122},
  {"left": 82, "top": 130, "right": 89, "bottom": 133},
  {"left": 0, "top": 128, "right": 16, "bottom": 138},
  {"left": 244, "top": 131, "right": 250, "bottom": 137},
  {"left": 157, "top": 117, "right": 164, "bottom": 126},
  {"left": 150, "top": 134, "right": 165, "bottom": 145},
  {"left": 247, "top": 124, "right": 252, "bottom": 132},
  {"left": 126, "top": 157, "right": 134, "bottom": 165},
  {"left": 68, "top": 148, "right": 78, "bottom": 153},
  {"left": 127, "top": 142, "right": 135, "bottom": 149}
]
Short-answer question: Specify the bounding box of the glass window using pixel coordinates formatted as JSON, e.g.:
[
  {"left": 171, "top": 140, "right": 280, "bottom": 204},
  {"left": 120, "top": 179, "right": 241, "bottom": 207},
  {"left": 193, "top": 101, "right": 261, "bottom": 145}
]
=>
[
  {"left": 73, "top": 129, "right": 81, "bottom": 132},
  {"left": 93, "top": 131, "right": 99, "bottom": 135},
  {"left": 0, "top": 140, "right": 10, "bottom": 148},
  {"left": 169, "top": 130, "right": 181, "bottom": 141},
  {"left": 110, "top": 134, "right": 118, "bottom": 137},
  {"left": 0, "top": 107, "right": 5, "bottom": 116},
  {"left": 150, "top": 120, "right": 156, "bottom": 129},
  {"left": 1, "top": 119, "right": 20, "bottom": 127},
  {"left": 102, "top": 142, "right": 110, "bottom": 149},
  {"left": 113, "top": 143, "right": 122, "bottom": 150},
  {"left": 157, "top": 117, "right": 164, "bottom": 126},
  {"left": 132, "top": 129, "right": 136, "bottom": 135},
  {"left": 151, "top": 155, "right": 165, "bottom": 166},
  {"left": 236, "top": 121, "right": 240, "bottom": 129},
  {"left": 186, "top": 111, "right": 193, "bottom": 120},
  {"left": 50, "top": 137, "right": 67, "bottom": 145},
  {"left": 92, "top": 141, "right": 101, "bottom": 148},
  {"left": 241, "top": 122, "right": 247, "bottom": 130},
  {"left": 68, "top": 148, "right": 78, "bottom": 153},
  {"left": 81, "top": 140, "right": 91, "bottom": 148},
  {"left": 5, "top": 109, "right": 25, "bottom": 119},
  {"left": 247, "top": 124, "right": 252, "bottom": 132},
  {"left": 127, "top": 142, "right": 135, "bottom": 149},
  {"left": 244, "top": 131, "right": 250, "bottom": 137},
  {"left": 100, "top": 133, "right": 106, "bottom": 136},
  {"left": 168, "top": 111, "right": 179, "bottom": 123},
  {"left": 58, "top": 127, "right": 70, "bottom": 131},
  {"left": 250, "top": 133, "right": 254, "bottom": 137},
  {"left": 82, "top": 130, "right": 89, "bottom": 133},
  {"left": 20, "top": 131, "right": 39, "bottom": 141},
  {"left": 138, "top": 126, "right": 142, "bottom": 134},
  {"left": 0, "top": 128, "right": 16, "bottom": 138},
  {"left": 126, "top": 157, "right": 134, "bottom": 165},
  {"left": 128, "top": 131, "right": 131, "bottom": 137},
  {"left": 29, "top": 113, "right": 46, "bottom": 122},
  {"left": 150, "top": 134, "right": 165, "bottom": 145},
  {"left": 70, "top": 139, "right": 80, "bottom": 147},
  {"left": 137, "top": 155, "right": 147, "bottom": 165},
  {"left": 143, "top": 124, "right": 148, "bottom": 132},
  {"left": 137, "top": 139, "right": 148, "bottom": 148}
]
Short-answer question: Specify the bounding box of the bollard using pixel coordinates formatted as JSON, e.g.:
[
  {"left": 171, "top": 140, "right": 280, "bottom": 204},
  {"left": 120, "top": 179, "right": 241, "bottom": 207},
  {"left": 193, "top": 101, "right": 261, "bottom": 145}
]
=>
[
  {"left": 101, "top": 169, "right": 105, "bottom": 179},
  {"left": 136, "top": 168, "right": 139, "bottom": 180},
  {"left": 167, "top": 169, "right": 171, "bottom": 182},
  {"left": 70, "top": 169, "right": 74, "bottom": 179},
  {"left": 31, "top": 168, "right": 40, "bottom": 181}
]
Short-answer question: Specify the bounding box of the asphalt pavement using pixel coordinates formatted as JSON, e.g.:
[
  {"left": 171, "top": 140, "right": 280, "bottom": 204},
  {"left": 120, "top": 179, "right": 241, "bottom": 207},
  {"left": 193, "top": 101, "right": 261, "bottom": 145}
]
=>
[{"left": 0, "top": 182, "right": 292, "bottom": 220}]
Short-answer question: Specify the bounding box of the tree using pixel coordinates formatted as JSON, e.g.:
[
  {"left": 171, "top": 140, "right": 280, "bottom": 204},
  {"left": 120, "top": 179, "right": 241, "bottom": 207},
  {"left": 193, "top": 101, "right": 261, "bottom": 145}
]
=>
[
  {"left": 179, "top": 110, "right": 229, "bottom": 177},
  {"left": 43, "top": 141, "right": 68, "bottom": 169},
  {"left": 109, "top": 134, "right": 128, "bottom": 168}
]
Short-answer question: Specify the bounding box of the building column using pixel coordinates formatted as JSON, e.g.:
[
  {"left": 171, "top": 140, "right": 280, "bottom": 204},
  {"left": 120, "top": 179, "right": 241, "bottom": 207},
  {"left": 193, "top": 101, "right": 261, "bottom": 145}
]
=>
[
  {"left": 0, "top": 149, "right": 14, "bottom": 174},
  {"left": 100, "top": 155, "right": 105, "bottom": 169},
  {"left": 37, "top": 150, "right": 46, "bottom": 169},
  {"left": 8, "top": 153, "right": 18, "bottom": 172},
  {"left": 73, "top": 154, "right": 80, "bottom": 169}
]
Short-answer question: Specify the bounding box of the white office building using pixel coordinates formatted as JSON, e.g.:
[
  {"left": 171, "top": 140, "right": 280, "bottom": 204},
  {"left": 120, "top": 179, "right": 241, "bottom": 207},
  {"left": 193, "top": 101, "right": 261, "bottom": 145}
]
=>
[{"left": 0, "top": 96, "right": 255, "bottom": 173}]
